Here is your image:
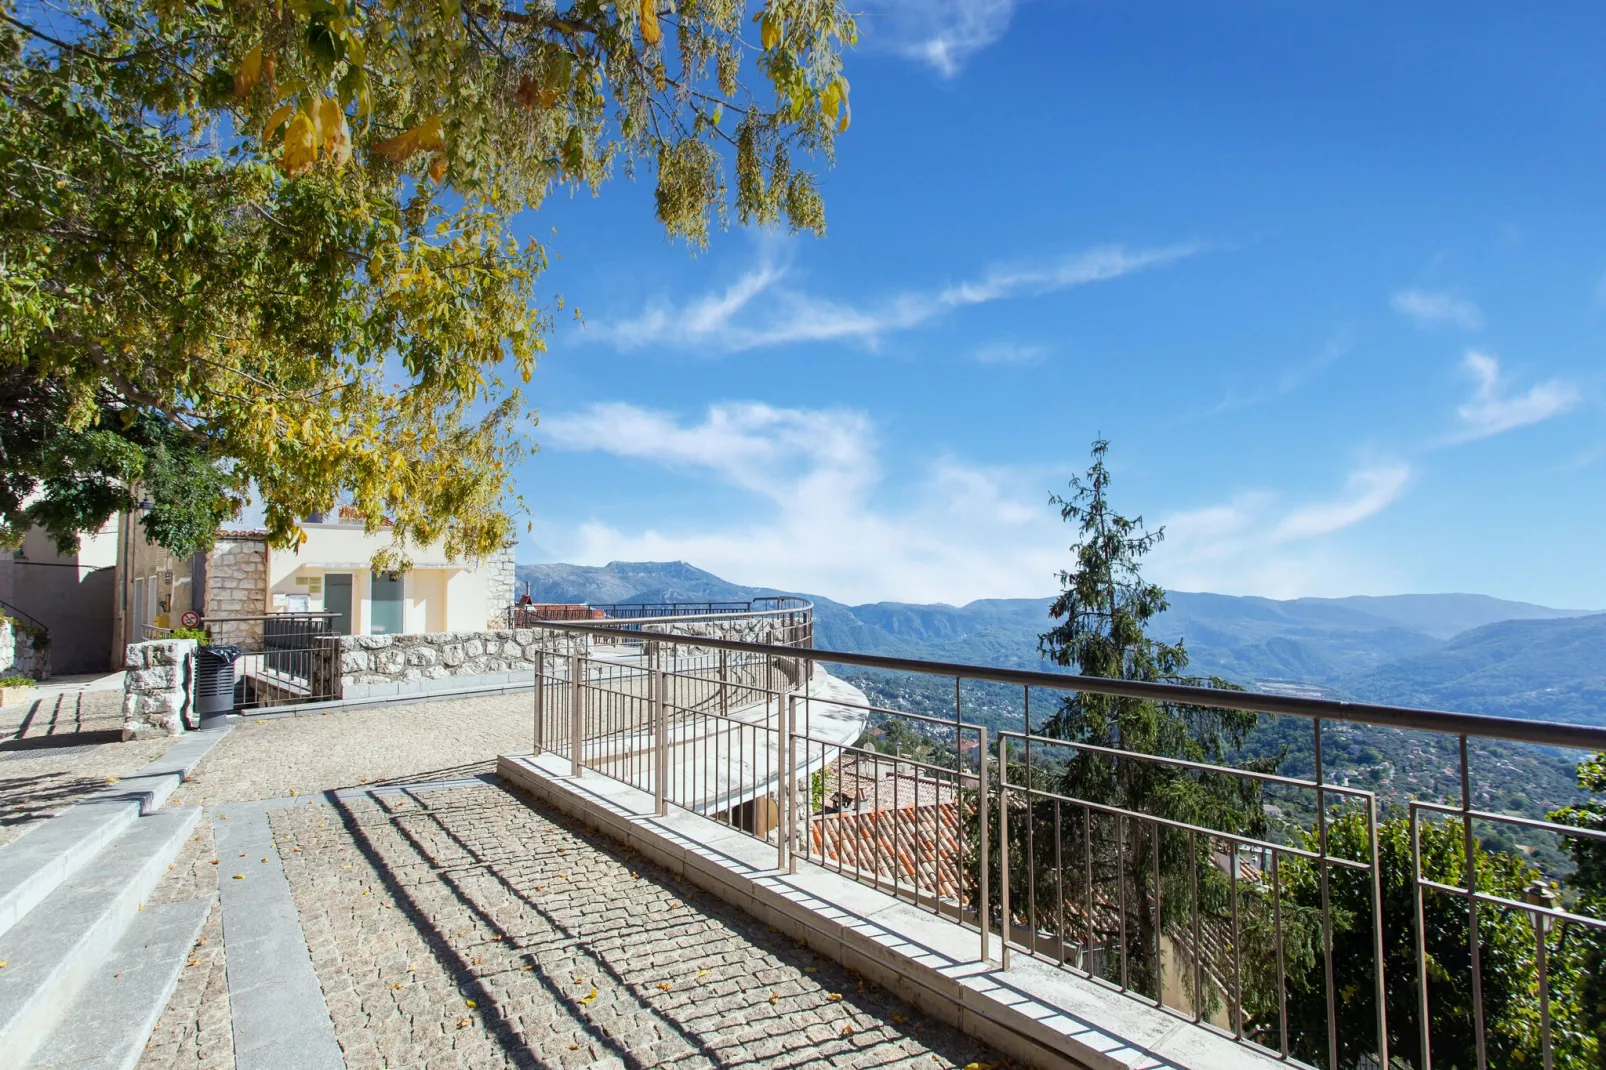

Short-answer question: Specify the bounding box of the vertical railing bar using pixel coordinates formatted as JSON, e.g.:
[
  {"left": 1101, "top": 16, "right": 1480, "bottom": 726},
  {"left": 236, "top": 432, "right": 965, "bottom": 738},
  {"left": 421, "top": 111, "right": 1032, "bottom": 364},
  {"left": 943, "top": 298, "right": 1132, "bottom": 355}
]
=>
[
  {"left": 979, "top": 725, "right": 990, "bottom": 964},
  {"left": 1191, "top": 829, "right": 1202, "bottom": 1023},
  {"left": 1025, "top": 685, "right": 1036, "bottom": 954},
  {"left": 1462, "top": 735, "right": 1487, "bottom": 1070},
  {"left": 1274, "top": 848, "right": 1287, "bottom": 1058},
  {"left": 1152, "top": 819, "right": 1163, "bottom": 1007},
  {"left": 1118, "top": 813, "right": 1128, "bottom": 992},
  {"left": 1085, "top": 806, "right": 1095, "bottom": 981},
  {"left": 568, "top": 652, "right": 582, "bottom": 777},
  {"left": 1231, "top": 839, "right": 1242, "bottom": 1039},
  {"left": 1000, "top": 737, "right": 1011, "bottom": 970},
  {"left": 1055, "top": 800, "right": 1065, "bottom": 968},
  {"left": 1368, "top": 792, "right": 1390, "bottom": 1069},
  {"left": 1315, "top": 718, "right": 1338, "bottom": 1070}
]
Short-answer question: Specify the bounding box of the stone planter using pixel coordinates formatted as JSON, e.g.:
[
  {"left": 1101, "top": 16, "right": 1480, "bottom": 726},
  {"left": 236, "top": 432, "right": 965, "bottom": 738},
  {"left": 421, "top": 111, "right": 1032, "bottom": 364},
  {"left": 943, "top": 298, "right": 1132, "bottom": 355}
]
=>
[{"left": 0, "top": 685, "right": 37, "bottom": 707}]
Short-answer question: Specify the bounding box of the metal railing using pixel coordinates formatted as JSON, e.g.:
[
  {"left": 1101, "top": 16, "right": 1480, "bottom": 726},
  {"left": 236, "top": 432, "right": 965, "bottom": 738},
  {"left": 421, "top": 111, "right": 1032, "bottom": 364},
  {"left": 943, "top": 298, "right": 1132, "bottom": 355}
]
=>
[{"left": 527, "top": 617, "right": 1606, "bottom": 1070}]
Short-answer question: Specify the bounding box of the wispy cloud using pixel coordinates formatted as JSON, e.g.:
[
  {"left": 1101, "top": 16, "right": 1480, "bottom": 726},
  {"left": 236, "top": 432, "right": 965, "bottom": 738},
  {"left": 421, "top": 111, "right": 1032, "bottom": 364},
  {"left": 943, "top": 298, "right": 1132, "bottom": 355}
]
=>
[
  {"left": 1197, "top": 336, "right": 1349, "bottom": 418},
  {"left": 870, "top": 0, "right": 1017, "bottom": 77},
  {"left": 1392, "top": 289, "right": 1483, "bottom": 330},
  {"left": 972, "top": 341, "right": 1047, "bottom": 367},
  {"left": 1451, "top": 350, "right": 1579, "bottom": 442},
  {"left": 1151, "top": 462, "right": 1413, "bottom": 597},
  {"left": 593, "top": 242, "right": 1200, "bottom": 354}
]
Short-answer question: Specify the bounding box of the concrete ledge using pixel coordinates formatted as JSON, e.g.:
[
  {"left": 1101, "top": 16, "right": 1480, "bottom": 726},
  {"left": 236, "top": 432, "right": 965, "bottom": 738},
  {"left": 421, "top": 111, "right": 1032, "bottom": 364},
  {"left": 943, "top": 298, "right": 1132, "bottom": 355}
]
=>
[{"left": 497, "top": 752, "right": 1282, "bottom": 1070}]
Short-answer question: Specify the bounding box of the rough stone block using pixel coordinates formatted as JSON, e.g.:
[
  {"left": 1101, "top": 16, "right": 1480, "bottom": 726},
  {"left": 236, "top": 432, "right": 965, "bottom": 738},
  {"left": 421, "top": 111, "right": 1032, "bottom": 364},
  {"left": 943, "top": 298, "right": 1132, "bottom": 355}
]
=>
[
  {"left": 442, "top": 644, "right": 465, "bottom": 668},
  {"left": 514, "top": 629, "right": 534, "bottom": 645},
  {"left": 464, "top": 639, "right": 485, "bottom": 658},
  {"left": 377, "top": 649, "right": 405, "bottom": 674},
  {"left": 340, "top": 651, "right": 370, "bottom": 673},
  {"left": 357, "top": 635, "right": 393, "bottom": 650},
  {"left": 130, "top": 666, "right": 175, "bottom": 691},
  {"left": 405, "top": 647, "right": 438, "bottom": 667}
]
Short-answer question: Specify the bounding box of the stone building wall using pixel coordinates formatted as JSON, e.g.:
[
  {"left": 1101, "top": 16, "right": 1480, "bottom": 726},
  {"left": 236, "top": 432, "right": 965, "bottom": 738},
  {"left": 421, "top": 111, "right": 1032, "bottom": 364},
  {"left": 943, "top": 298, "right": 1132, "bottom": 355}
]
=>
[
  {"left": 205, "top": 535, "right": 268, "bottom": 647},
  {"left": 0, "top": 616, "right": 51, "bottom": 681},
  {"left": 483, "top": 544, "right": 516, "bottom": 627},
  {"left": 122, "top": 638, "right": 198, "bottom": 738}
]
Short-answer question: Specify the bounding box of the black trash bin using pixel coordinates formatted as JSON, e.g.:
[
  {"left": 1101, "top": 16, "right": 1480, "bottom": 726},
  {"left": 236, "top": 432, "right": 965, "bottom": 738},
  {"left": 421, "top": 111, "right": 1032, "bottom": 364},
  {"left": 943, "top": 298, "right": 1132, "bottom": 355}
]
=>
[{"left": 195, "top": 645, "right": 243, "bottom": 720}]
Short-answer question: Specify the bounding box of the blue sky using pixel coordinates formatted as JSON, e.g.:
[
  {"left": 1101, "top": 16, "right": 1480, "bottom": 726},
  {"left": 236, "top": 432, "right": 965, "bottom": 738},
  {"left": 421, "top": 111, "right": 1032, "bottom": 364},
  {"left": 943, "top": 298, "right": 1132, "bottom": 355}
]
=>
[{"left": 509, "top": 0, "right": 1606, "bottom": 609}]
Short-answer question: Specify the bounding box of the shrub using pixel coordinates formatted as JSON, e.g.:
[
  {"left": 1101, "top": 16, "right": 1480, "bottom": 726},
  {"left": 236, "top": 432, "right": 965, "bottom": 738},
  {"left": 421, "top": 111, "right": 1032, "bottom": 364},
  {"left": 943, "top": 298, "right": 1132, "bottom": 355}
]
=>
[
  {"left": 169, "top": 627, "right": 209, "bottom": 644},
  {"left": 0, "top": 674, "right": 37, "bottom": 688}
]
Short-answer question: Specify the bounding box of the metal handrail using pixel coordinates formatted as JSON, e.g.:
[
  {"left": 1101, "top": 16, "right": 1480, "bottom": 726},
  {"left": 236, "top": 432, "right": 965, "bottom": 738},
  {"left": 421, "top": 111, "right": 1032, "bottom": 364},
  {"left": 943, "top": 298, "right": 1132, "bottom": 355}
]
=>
[{"left": 528, "top": 618, "right": 1606, "bottom": 751}]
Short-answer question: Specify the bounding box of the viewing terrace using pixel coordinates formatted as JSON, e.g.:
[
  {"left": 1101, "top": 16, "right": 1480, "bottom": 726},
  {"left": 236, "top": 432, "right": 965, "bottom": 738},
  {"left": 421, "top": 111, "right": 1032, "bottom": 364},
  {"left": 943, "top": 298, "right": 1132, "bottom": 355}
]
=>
[{"left": 1, "top": 597, "right": 1603, "bottom": 1069}]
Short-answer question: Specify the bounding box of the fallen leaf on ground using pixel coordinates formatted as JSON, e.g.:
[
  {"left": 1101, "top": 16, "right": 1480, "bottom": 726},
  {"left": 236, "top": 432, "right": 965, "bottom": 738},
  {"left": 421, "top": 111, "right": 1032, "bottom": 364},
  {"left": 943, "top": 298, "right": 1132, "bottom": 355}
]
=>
[
  {"left": 389, "top": 983, "right": 402, "bottom": 990},
  {"left": 457, "top": 1016, "right": 471, "bottom": 1029},
  {"left": 768, "top": 992, "right": 778, "bottom": 1005},
  {"left": 465, "top": 999, "right": 476, "bottom": 1008},
  {"left": 826, "top": 993, "right": 843, "bottom": 1002},
  {"left": 696, "top": 969, "right": 709, "bottom": 979},
  {"left": 656, "top": 983, "right": 671, "bottom": 991},
  {"left": 803, "top": 967, "right": 817, "bottom": 974},
  {"left": 891, "top": 1014, "right": 908, "bottom": 1025},
  {"left": 579, "top": 988, "right": 598, "bottom": 1005},
  {"left": 842, "top": 1025, "right": 854, "bottom": 1036},
  {"left": 232, "top": 875, "right": 244, "bottom": 880}
]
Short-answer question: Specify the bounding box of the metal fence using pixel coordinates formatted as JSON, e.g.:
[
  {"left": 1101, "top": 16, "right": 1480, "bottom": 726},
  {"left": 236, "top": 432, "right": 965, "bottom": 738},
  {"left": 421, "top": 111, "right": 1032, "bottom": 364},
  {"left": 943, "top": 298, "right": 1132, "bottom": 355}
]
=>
[{"left": 528, "top": 616, "right": 1606, "bottom": 1070}]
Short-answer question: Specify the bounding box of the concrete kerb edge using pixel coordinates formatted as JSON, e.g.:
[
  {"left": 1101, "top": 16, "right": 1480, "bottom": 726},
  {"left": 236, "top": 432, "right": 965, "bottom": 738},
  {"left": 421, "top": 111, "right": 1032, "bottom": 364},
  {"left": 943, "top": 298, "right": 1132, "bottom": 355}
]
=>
[{"left": 494, "top": 752, "right": 1117, "bottom": 1070}]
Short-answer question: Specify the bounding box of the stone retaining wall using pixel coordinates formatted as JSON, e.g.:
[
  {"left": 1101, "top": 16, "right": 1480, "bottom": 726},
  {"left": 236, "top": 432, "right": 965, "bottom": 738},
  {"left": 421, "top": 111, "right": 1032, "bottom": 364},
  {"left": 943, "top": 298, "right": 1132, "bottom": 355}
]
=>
[
  {"left": 0, "top": 616, "right": 50, "bottom": 681},
  {"left": 123, "top": 638, "right": 198, "bottom": 738},
  {"left": 334, "top": 629, "right": 567, "bottom": 701}
]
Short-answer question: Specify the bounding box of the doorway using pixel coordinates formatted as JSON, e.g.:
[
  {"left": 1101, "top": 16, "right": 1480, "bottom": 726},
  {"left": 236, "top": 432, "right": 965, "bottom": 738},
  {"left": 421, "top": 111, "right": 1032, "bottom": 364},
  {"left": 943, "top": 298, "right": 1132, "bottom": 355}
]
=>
[{"left": 324, "top": 574, "right": 353, "bottom": 636}]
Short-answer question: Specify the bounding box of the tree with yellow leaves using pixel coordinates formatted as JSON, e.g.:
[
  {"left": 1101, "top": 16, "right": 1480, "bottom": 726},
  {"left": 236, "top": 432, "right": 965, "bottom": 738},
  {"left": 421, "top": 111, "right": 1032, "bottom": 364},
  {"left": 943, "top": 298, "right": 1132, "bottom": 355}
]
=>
[{"left": 0, "top": 0, "right": 854, "bottom": 564}]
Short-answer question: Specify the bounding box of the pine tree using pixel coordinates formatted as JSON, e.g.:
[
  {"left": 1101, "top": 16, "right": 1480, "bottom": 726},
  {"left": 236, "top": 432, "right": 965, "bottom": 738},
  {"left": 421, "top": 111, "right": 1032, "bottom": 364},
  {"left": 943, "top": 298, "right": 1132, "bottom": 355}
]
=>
[{"left": 1032, "top": 439, "right": 1271, "bottom": 1011}]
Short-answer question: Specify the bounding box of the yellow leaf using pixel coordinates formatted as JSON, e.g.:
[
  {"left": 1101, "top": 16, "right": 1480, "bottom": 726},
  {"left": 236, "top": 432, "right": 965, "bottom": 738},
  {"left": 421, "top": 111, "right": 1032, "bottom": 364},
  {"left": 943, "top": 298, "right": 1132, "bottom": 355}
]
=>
[
  {"left": 760, "top": 14, "right": 780, "bottom": 50},
  {"left": 656, "top": 982, "right": 671, "bottom": 992},
  {"left": 232, "top": 874, "right": 244, "bottom": 880},
  {"left": 640, "top": 0, "right": 661, "bottom": 45},
  {"left": 768, "top": 991, "right": 777, "bottom": 1005},
  {"left": 371, "top": 115, "right": 444, "bottom": 165},
  {"left": 318, "top": 97, "right": 351, "bottom": 167},
  {"left": 234, "top": 45, "right": 263, "bottom": 98},
  {"left": 579, "top": 988, "right": 598, "bottom": 1005},
  {"left": 428, "top": 153, "right": 447, "bottom": 183},
  {"left": 263, "top": 104, "right": 295, "bottom": 142},
  {"left": 826, "top": 993, "right": 843, "bottom": 1002},
  {"left": 465, "top": 999, "right": 476, "bottom": 1008},
  {"left": 281, "top": 113, "right": 317, "bottom": 176}
]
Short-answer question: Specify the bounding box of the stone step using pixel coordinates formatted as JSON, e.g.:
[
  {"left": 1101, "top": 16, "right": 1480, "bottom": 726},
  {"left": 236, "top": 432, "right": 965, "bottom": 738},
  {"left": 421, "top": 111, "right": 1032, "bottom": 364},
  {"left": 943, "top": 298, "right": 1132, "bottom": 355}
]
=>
[
  {"left": 0, "top": 808, "right": 201, "bottom": 1067},
  {"left": 25, "top": 899, "right": 211, "bottom": 1070},
  {"left": 0, "top": 728, "right": 227, "bottom": 939}
]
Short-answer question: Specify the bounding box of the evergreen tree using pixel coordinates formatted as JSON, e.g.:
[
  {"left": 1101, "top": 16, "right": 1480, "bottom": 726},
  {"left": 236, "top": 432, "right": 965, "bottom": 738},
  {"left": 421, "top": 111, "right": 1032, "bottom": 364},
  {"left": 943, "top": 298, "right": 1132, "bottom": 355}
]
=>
[{"left": 1031, "top": 439, "right": 1272, "bottom": 1008}]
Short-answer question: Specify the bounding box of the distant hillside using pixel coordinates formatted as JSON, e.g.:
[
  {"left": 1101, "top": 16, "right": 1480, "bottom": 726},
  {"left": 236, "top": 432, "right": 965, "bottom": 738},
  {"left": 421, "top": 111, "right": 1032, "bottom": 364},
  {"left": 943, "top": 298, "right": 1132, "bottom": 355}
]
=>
[
  {"left": 1343, "top": 613, "right": 1606, "bottom": 724},
  {"left": 514, "top": 561, "right": 1597, "bottom": 711}
]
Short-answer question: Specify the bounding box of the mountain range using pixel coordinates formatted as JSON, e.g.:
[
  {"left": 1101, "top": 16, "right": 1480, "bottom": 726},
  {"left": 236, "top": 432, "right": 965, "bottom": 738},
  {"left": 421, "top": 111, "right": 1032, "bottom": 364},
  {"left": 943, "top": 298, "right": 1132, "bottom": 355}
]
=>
[{"left": 515, "top": 560, "right": 1605, "bottom": 724}]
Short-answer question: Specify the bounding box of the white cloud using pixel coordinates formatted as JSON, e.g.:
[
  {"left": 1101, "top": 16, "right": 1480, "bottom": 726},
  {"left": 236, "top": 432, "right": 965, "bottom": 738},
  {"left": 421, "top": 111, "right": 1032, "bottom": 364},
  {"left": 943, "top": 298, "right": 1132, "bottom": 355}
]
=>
[
  {"left": 1392, "top": 289, "right": 1483, "bottom": 330},
  {"left": 592, "top": 242, "right": 1199, "bottom": 354},
  {"left": 871, "top": 0, "right": 1017, "bottom": 77},
  {"left": 1452, "top": 350, "right": 1579, "bottom": 442},
  {"left": 538, "top": 401, "right": 1064, "bottom": 604},
  {"left": 537, "top": 401, "right": 1414, "bottom": 605},
  {"left": 1150, "top": 463, "right": 1412, "bottom": 598}
]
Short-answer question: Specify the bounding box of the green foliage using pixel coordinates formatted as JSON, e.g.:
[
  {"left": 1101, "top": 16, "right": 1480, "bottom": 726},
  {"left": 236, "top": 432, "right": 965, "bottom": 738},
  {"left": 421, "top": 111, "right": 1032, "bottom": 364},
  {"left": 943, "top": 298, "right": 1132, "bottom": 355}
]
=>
[
  {"left": 0, "top": 0, "right": 854, "bottom": 563},
  {"left": 1550, "top": 754, "right": 1606, "bottom": 1064},
  {"left": 1269, "top": 811, "right": 1596, "bottom": 1069},
  {"left": 0, "top": 674, "right": 35, "bottom": 688},
  {"left": 168, "top": 627, "right": 209, "bottom": 644}
]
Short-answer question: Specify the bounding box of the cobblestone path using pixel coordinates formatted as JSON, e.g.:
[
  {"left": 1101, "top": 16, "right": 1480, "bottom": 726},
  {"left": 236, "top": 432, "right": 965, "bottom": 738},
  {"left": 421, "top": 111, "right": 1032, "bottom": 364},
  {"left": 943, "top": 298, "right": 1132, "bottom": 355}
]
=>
[{"left": 262, "top": 782, "right": 1002, "bottom": 1070}]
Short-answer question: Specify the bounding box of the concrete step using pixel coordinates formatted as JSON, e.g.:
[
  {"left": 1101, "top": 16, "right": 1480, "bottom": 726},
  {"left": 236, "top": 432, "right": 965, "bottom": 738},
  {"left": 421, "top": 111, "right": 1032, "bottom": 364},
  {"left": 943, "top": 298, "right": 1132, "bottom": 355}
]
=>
[
  {"left": 25, "top": 899, "right": 210, "bottom": 1070},
  {"left": 0, "top": 728, "right": 228, "bottom": 939},
  {"left": 0, "top": 808, "right": 201, "bottom": 1068}
]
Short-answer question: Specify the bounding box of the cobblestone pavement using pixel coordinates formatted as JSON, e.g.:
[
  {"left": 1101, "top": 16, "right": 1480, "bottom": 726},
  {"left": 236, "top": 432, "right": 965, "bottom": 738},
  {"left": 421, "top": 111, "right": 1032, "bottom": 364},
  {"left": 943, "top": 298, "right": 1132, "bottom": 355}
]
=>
[
  {"left": 138, "top": 817, "right": 234, "bottom": 1070},
  {"left": 268, "top": 782, "right": 1005, "bottom": 1070},
  {"left": 170, "top": 694, "right": 537, "bottom": 808},
  {"left": 0, "top": 690, "right": 167, "bottom": 846}
]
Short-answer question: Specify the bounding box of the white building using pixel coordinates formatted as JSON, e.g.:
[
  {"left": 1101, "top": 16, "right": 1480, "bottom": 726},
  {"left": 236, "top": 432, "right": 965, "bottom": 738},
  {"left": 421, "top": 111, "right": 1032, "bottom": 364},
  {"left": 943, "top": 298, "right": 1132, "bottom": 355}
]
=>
[{"left": 113, "top": 510, "right": 515, "bottom": 652}]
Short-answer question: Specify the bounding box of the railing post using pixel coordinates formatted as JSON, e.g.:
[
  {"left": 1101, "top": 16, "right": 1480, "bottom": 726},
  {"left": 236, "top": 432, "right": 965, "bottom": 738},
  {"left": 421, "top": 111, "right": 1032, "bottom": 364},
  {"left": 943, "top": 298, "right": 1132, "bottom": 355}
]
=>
[
  {"left": 783, "top": 690, "right": 796, "bottom": 867},
  {"left": 979, "top": 726, "right": 990, "bottom": 964},
  {"left": 652, "top": 645, "right": 666, "bottom": 817},
  {"left": 781, "top": 694, "right": 797, "bottom": 872},
  {"left": 999, "top": 736, "right": 1011, "bottom": 971},
  {"left": 533, "top": 649, "right": 544, "bottom": 755},
  {"left": 569, "top": 652, "right": 583, "bottom": 777}
]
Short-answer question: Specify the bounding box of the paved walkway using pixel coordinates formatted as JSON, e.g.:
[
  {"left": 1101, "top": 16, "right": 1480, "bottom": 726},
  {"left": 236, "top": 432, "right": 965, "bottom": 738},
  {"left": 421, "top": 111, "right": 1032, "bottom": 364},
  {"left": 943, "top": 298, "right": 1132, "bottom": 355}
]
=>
[{"left": 75, "top": 691, "right": 1011, "bottom": 1070}]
